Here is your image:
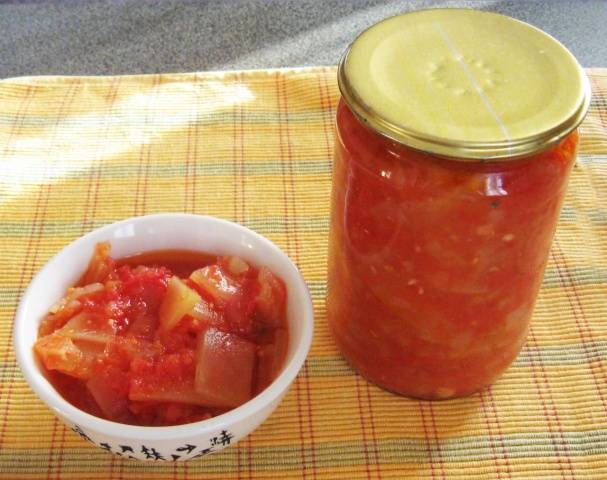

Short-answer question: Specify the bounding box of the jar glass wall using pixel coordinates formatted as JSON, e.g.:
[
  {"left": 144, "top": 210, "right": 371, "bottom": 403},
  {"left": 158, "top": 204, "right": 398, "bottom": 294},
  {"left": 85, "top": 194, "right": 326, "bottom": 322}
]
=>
[{"left": 326, "top": 100, "right": 578, "bottom": 399}]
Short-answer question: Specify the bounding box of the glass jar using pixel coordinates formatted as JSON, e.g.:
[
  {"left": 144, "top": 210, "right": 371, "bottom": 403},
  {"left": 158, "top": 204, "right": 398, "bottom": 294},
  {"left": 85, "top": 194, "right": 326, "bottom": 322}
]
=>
[{"left": 326, "top": 9, "right": 590, "bottom": 399}]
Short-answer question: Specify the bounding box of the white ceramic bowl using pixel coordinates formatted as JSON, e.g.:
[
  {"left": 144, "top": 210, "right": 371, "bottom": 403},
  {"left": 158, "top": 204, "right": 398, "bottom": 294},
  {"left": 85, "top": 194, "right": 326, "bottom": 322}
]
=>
[{"left": 13, "top": 214, "right": 314, "bottom": 462}]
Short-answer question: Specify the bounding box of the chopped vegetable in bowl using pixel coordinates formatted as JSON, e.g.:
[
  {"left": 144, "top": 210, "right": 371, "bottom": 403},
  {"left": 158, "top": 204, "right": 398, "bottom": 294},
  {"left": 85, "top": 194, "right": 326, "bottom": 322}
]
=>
[{"left": 35, "top": 243, "right": 288, "bottom": 426}]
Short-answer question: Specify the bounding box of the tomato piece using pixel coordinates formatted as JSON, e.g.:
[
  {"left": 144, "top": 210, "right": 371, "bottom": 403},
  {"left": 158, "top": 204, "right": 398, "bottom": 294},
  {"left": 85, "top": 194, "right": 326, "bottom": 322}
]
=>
[
  {"left": 87, "top": 366, "right": 134, "bottom": 424},
  {"left": 222, "top": 278, "right": 257, "bottom": 336},
  {"left": 191, "top": 263, "right": 258, "bottom": 335},
  {"left": 190, "top": 265, "right": 240, "bottom": 302},
  {"left": 56, "top": 311, "right": 116, "bottom": 343},
  {"left": 255, "top": 328, "right": 289, "bottom": 394},
  {"left": 34, "top": 334, "right": 89, "bottom": 379},
  {"left": 126, "top": 313, "right": 158, "bottom": 340},
  {"left": 221, "top": 256, "right": 251, "bottom": 277},
  {"left": 129, "top": 351, "right": 209, "bottom": 407},
  {"left": 194, "top": 328, "right": 256, "bottom": 408},
  {"left": 80, "top": 242, "right": 114, "bottom": 285},
  {"left": 120, "top": 265, "right": 171, "bottom": 313},
  {"left": 255, "top": 267, "right": 287, "bottom": 328},
  {"left": 130, "top": 379, "right": 207, "bottom": 405},
  {"left": 38, "top": 283, "right": 105, "bottom": 336},
  {"left": 188, "top": 299, "right": 225, "bottom": 331}
]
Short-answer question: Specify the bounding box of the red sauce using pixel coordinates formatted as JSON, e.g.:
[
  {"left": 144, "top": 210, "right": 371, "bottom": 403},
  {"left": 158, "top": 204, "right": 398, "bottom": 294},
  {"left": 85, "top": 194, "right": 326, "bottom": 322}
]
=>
[
  {"left": 36, "top": 246, "right": 289, "bottom": 425},
  {"left": 116, "top": 249, "right": 217, "bottom": 278},
  {"left": 327, "top": 100, "right": 577, "bottom": 399}
]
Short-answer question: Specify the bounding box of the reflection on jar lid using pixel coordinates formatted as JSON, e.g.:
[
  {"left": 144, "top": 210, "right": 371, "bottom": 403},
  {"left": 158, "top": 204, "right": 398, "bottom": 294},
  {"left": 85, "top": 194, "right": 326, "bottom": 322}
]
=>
[{"left": 339, "top": 8, "right": 591, "bottom": 160}]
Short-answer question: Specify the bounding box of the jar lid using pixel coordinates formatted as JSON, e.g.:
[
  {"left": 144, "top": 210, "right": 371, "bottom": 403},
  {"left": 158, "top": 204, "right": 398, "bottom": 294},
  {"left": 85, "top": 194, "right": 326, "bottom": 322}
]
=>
[{"left": 339, "top": 9, "right": 591, "bottom": 160}]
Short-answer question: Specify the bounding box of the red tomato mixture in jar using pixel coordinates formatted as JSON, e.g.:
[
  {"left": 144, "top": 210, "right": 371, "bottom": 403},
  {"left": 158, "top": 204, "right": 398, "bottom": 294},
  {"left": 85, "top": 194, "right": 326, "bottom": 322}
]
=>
[
  {"left": 327, "top": 10, "right": 590, "bottom": 399},
  {"left": 327, "top": 101, "right": 577, "bottom": 399},
  {"left": 35, "top": 243, "right": 288, "bottom": 425}
]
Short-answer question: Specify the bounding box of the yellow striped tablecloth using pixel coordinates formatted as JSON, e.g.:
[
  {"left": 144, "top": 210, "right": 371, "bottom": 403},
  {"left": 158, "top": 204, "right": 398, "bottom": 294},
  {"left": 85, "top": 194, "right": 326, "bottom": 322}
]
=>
[{"left": 0, "top": 67, "right": 606, "bottom": 479}]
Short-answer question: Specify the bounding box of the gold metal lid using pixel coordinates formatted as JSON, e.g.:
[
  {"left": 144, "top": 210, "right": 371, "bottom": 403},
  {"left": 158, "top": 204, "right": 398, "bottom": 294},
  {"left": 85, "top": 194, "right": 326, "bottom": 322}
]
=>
[{"left": 339, "top": 9, "right": 591, "bottom": 160}]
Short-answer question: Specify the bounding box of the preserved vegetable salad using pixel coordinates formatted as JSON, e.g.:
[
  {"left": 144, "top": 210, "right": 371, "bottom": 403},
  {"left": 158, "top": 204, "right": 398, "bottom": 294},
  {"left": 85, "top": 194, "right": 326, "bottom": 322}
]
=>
[
  {"left": 327, "top": 101, "right": 578, "bottom": 399},
  {"left": 34, "top": 243, "right": 288, "bottom": 426}
]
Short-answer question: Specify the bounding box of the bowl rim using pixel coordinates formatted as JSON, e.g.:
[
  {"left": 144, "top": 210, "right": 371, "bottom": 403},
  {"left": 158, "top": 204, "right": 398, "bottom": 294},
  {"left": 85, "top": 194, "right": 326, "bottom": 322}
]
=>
[{"left": 13, "top": 213, "right": 314, "bottom": 441}]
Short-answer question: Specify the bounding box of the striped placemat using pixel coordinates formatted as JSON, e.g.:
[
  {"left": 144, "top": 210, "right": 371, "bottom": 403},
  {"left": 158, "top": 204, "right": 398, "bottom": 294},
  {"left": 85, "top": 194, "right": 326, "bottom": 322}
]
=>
[{"left": 0, "top": 67, "right": 605, "bottom": 479}]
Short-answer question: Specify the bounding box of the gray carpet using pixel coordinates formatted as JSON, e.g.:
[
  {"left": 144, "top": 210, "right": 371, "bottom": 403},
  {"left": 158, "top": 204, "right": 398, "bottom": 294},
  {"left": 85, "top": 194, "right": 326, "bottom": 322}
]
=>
[{"left": 1, "top": 0, "right": 604, "bottom": 78}]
